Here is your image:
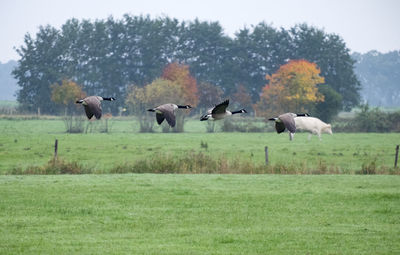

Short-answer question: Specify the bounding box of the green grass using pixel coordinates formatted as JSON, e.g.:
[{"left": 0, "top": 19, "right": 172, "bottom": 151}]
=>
[
  {"left": 0, "top": 174, "right": 399, "bottom": 254},
  {"left": 0, "top": 118, "right": 400, "bottom": 173}
]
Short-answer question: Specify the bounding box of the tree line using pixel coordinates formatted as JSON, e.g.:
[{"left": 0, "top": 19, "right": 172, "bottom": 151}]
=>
[
  {"left": 12, "top": 14, "right": 360, "bottom": 117},
  {"left": 352, "top": 50, "right": 400, "bottom": 107}
]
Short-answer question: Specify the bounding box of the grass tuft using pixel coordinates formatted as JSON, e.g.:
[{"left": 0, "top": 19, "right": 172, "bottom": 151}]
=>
[{"left": 8, "top": 158, "right": 91, "bottom": 175}]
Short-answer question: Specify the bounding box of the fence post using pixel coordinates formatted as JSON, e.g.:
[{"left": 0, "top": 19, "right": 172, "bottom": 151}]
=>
[
  {"left": 54, "top": 139, "right": 58, "bottom": 160},
  {"left": 395, "top": 145, "right": 399, "bottom": 168},
  {"left": 265, "top": 146, "right": 269, "bottom": 165}
]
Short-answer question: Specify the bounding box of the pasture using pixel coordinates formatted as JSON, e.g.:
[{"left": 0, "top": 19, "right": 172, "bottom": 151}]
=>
[
  {"left": 0, "top": 174, "right": 399, "bottom": 254},
  {"left": 0, "top": 117, "right": 399, "bottom": 254},
  {"left": 0, "top": 118, "right": 399, "bottom": 174}
]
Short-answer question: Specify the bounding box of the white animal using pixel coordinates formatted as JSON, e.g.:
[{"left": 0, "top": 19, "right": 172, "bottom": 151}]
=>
[{"left": 294, "top": 117, "right": 332, "bottom": 140}]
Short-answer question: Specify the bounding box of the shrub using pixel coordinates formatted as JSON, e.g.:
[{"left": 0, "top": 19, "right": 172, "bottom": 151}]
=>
[
  {"left": 8, "top": 158, "right": 90, "bottom": 175},
  {"left": 334, "top": 104, "right": 400, "bottom": 132}
]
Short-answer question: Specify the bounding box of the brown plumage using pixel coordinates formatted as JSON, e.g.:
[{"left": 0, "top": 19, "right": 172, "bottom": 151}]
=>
[
  {"left": 76, "top": 96, "right": 115, "bottom": 120},
  {"left": 148, "top": 103, "right": 192, "bottom": 127},
  {"left": 269, "top": 113, "right": 310, "bottom": 140}
]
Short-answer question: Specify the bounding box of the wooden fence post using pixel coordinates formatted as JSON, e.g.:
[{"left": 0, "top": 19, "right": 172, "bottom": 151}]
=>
[
  {"left": 265, "top": 146, "right": 269, "bottom": 165},
  {"left": 395, "top": 145, "right": 399, "bottom": 168},
  {"left": 54, "top": 139, "right": 58, "bottom": 160}
]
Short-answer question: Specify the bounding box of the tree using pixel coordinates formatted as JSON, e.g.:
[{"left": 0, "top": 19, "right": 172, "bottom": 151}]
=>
[
  {"left": 13, "top": 26, "right": 65, "bottom": 114},
  {"left": 231, "top": 84, "right": 253, "bottom": 113},
  {"left": 352, "top": 50, "right": 400, "bottom": 107},
  {"left": 12, "top": 16, "right": 360, "bottom": 115},
  {"left": 231, "top": 23, "right": 291, "bottom": 101},
  {"left": 162, "top": 63, "right": 199, "bottom": 106},
  {"left": 197, "top": 82, "right": 224, "bottom": 111},
  {"left": 161, "top": 63, "right": 198, "bottom": 131},
  {"left": 289, "top": 24, "right": 360, "bottom": 110},
  {"left": 51, "top": 79, "right": 86, "bottom": 115},
  {"left": 314, "top": 84, "right": 342, "bottom": 122},
  {"left": 255, "top": 59, "right": 325, "bottom": 117}
]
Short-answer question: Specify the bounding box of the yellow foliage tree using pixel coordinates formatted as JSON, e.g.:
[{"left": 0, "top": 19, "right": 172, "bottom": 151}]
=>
[
  {"left": 51, "top": 79, "right": 86, "bottom": 115},
  {"left": 255, "top": 59, "right": 325, "bottom": 117}
]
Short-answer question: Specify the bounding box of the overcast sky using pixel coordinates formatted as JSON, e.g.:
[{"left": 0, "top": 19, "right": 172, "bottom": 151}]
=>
[{"left": 1, "top": 0, "right": 399, "bottom": 63}]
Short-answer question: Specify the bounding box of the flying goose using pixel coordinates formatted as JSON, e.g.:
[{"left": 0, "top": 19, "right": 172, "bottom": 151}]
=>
[
  {"left": 147, "top": 104, "right": 192, "bottom": 127},
  {"left": 76, "top": 96, "right": 115, "bottom": 120},
  {"left": 200, "top": 99, "right": 247, "bottom": 121},
  {"left": 268, "top": 112, "right": 310, "bottom": 140}
]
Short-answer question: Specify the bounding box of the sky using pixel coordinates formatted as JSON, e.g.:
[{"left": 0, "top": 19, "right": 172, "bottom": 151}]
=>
[{"left": 1, "top": 0, "right": 399, "bottom": 63}]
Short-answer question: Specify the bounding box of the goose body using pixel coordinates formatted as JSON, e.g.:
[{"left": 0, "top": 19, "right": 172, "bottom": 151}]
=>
[
  {"left": 76, "top": 96, "right": 115, "bottom": 120},
  {"left": 200, "top": 99, "right": 247, "bottom": 121},
  {"left": 148, "top": 103, "right": 192, "bottom": 127},
  {"left": 269, "top": 112, "right": 309, "bottom": 140}
]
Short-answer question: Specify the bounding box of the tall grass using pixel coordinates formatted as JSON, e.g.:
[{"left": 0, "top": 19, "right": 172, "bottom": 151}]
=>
[{"left": 7, "top": 151, "right": 399, "bottom": 175}]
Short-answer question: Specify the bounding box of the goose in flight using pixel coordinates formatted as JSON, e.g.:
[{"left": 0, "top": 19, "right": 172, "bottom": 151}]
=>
[
  {"left": 269, "top": 112, "right": 310, "bottom": 140},
  {"left": 148, "top": 104, "right": 192, "bottom": 127},
  {"left": 200, "top": 99, "right": 247, "bottom": 121},
  {"left": 76, "top": 96, "right": 115, "bottom": 120}
]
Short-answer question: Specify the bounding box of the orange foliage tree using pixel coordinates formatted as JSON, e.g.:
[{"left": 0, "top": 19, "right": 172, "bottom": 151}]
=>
[
  {"left": 254, "top": 59, "right": 325, "bottom": 117},
  {"left": 162, "top": 63, "right": 199, "bottom": 107}
]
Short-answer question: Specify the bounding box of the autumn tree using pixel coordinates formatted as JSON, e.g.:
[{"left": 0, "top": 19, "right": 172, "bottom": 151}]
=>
[
  {"left": 161, "top": 63, "right": 199, "bottom": 131},
  {"left": 50, "top": 79, "right": 86, "bottom": 133},
  {"left": 51, "top": 79, "right": 86, "bottom": 115},
  {"left": 162, "top": 63, "right": 199, "bottom": 106},
  {"left": 255, "top": 59, "right": 325, "bottom": 118}
]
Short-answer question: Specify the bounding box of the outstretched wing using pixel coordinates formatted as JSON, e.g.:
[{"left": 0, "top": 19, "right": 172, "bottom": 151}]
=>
[
  {"left": 212, "top": 100, "right": 229, "bottom": 115},
  {"left": 163, "top": 110, "right": 176, "bottom": 127},
  {"left": 275, "top": 121, "right": 286, "bottom": 133},
  {"left": 83, "top": 105, "right": 94, "bottom": 119},
  {"left": 156, "top": 112, "right": 165, "bottom": 125}
]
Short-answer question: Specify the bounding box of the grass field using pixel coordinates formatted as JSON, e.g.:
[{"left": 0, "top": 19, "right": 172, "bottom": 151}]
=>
[
  {"left": 1, "top": 117, "right": 399, "bottom": 253},
  {"left": 0, "top": 174, "right": 399, "bottom": 254},
  {"left": 0, "top": 118, "right": 399, "bottom": 174}
]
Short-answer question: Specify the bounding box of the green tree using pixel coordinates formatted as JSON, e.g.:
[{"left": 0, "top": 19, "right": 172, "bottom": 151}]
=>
[
  {"left": 352, "top": 50, "right": 400, "bottom": 107},
  {"left": 313, "top": 84, "right": 342, "bottom": 122},
  {"left": 289, "top": 24, "right": 360, "bottom": 110},
  {"left": 13, "top": 26, "right": 65, "bottom": 114}
]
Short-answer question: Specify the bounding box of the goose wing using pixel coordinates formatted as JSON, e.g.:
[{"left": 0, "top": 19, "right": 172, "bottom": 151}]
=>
[
  {"left": 275, "top": 121, "right": 286, "bottom": 133},
  {"left": 84, "top": 105, "right": 94, "bottom": 119},
  {"left": 211, "top": 100, "right": 229, "bottom": 115},
  {"left": 155, "top": 112, "right": 165, "bottom": 125},
  {"left": 84, "top": 96, "right": 102, "bottom": 119},
  {"left": 156, "top": 104, "right": 176, "bottom": 127},
  {"left": 279, "top": 113, "right": 296, "bottom": 133}
]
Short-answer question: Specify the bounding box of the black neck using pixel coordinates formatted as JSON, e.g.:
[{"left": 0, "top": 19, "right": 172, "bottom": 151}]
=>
[
  {"left": 231, "top": 109, "right": 244, "bottom": 114},
  {"left": 177, "top": 105, "right": 188, "bottom": 109},
  {"left": 102, "top": 97, "right": 113, "bottom": 101},
  {"left": 296, "top": 113, "right": 309, "bottom": 117}
]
